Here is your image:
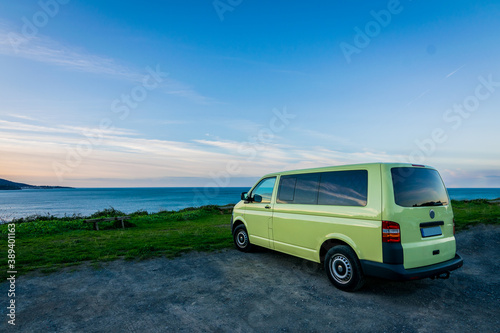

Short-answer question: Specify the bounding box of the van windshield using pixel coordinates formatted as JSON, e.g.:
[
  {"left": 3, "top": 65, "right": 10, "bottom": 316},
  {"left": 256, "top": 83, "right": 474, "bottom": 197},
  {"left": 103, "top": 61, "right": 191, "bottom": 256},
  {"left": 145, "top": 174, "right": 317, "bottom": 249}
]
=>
[{"left": 391, "top": 167, "right": 449, "bottom": 207}]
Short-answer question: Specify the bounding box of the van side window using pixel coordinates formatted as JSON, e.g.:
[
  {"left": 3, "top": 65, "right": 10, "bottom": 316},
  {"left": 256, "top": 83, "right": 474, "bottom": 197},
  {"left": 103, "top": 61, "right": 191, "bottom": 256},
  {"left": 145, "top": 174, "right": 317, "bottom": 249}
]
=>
[
  {"left": 251, "top": 177, "right": 276, "bottom": 203},
  {"left": 278, "top": 173, "right": 320, "bottom": 204},
  {"left": 295, "top": 174, "right": 320, "bottom": 204},
  {"left": 318, "top": 170, "right": 368, "bottom": 206},
  {"left": 277, "top": 170, "right": 368, "bottom": 206},
  {"left": 278, "top": 177, "right": 296, "bottom": 202}
]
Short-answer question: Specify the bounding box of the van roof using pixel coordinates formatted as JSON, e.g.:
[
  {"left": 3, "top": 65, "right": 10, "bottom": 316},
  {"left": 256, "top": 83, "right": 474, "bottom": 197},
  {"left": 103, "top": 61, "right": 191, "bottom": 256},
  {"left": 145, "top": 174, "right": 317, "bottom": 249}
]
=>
[{"left": 261, "top": 162, "right": 436, "bottom": 178}]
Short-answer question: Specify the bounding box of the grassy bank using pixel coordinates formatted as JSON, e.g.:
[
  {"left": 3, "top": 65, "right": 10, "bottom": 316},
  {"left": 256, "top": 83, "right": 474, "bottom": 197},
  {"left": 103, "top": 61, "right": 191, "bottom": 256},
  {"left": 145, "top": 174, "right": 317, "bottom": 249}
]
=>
[
  {"left": 0, "top": 200, "right": 499, "bottom": 280},
  {"left": 451, "top": 199, "right": 500, "bottom": 230},
  {"left": 0, "top": 206, "right": 233, "bottom": 280}
]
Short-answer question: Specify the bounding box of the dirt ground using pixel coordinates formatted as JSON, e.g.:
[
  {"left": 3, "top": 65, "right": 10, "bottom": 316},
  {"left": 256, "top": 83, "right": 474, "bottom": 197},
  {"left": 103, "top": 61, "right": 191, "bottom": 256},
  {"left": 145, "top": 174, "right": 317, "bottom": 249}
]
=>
[{"left": 2, "top": 224, "right": 499, "bottom": 332}]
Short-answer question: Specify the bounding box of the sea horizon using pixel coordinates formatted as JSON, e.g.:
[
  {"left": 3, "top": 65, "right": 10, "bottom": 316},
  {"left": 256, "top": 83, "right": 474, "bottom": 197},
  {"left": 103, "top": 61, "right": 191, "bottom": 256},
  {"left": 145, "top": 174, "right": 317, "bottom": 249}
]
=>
[{"left": 1, "top": 187, "right": 499, "bottom": 222}]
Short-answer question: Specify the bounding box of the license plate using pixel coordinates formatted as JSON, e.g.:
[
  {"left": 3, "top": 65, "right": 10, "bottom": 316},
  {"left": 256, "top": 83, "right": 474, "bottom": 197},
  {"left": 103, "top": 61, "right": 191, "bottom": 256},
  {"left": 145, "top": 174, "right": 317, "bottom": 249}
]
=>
[{"left": 421, "top": 226, "right": 442, "bottom": 237}]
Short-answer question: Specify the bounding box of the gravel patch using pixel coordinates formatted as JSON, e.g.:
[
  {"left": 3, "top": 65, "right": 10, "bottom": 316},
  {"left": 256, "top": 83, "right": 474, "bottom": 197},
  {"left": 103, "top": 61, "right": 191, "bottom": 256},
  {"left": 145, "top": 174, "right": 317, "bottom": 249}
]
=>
[{"left": 2, "top": 224, "right": 499, "bottom": 332}]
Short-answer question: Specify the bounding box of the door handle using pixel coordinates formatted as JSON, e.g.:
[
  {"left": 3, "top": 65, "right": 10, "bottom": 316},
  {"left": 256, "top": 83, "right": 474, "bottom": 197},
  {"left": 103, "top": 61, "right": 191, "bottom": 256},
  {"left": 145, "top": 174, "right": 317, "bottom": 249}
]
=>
[{"left": 265, "top": 205, "right": 271, "bottom": 209}]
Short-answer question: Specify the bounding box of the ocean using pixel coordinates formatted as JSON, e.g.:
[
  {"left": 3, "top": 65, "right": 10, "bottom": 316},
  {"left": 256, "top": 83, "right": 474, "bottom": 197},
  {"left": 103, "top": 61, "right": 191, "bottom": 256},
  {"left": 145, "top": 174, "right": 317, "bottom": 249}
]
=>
[
  {"left": 0, "top": 187, "right": 249, "bottom": 221},
  {"left": 0, "top": 187, "right": 499, "bottom": 221}
]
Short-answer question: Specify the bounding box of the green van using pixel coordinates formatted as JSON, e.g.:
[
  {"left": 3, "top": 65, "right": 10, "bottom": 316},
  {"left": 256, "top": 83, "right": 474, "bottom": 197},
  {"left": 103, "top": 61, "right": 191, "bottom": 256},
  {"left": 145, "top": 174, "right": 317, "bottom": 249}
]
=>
[{"left": 231, "top": 163, "right": 463, "bottom": 291}]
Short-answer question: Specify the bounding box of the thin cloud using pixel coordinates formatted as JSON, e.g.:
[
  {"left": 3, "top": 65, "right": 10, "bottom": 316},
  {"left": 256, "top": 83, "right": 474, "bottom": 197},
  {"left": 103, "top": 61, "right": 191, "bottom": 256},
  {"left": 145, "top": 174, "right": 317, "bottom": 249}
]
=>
[
  {"left": 406, "top": 89, "right": 430, "bottom": 106},
  {"left": 7, "top": 113, "right": 38, "bottom": 121},
  {"left": 0, "top": 120, "right": 223, "bottom": 159},
  {"left": 0, "top": 27, "right": 212, "bottom": 103},
  {"left": 162, "top": 84, "right": 215, "bottom": 104},
  {"left": 2, "top": 122, "right": 497, "bottom": 186},
  {"left": 0, "top": 119, "right": 74, "bottom": 135},
  {"left": 194, "top": 139, "right": 294, "bottom": 160},
  {"left": 445, "top": 64, "right": 465, "bottom": 78},
  {"left": 222, "top": 119, "right": 265, "bottom": 135},
  {"left": 292, "top": 128, "right": 354, "bottom": 147},
  {"left": 0, "top": 31, "right": 138, "bottom": 81},
  {"left": 405, "top": 64, "right": 465, "bottom": 107},
  {"left": 60, "top": 125, "right": 138, "bottom": 137},
  {"left": 0, "top": 119, "right": 137, "bottom": 136}
]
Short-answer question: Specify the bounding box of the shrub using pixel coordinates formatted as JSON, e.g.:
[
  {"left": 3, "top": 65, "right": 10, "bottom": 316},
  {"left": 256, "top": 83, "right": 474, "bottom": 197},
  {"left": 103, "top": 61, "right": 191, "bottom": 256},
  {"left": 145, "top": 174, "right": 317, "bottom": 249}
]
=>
[
  {"left": 88, "top": 207, "right": 126, "bottom": 218},
  {"left": 130, "top": 210, "right": 149, "bottom": 217}
]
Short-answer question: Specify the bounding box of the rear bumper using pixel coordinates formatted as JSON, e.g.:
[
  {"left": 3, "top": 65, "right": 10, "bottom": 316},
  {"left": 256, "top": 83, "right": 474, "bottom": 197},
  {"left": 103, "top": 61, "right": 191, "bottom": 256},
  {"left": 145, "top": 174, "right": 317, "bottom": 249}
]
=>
[{"left": 360, "top": 254, "right": 463, "bottom": 281}]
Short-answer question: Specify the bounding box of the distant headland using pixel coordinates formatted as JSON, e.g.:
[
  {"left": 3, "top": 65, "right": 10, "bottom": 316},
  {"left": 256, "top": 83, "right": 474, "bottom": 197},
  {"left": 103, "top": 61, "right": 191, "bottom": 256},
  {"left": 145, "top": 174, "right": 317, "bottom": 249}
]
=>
[{"left": 0, "top": 178, "right": 74, "bottom": 190}]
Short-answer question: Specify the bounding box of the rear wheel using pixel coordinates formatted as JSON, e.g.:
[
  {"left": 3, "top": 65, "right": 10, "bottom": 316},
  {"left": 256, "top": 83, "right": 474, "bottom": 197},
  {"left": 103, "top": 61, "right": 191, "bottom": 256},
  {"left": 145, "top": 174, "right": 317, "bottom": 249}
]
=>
[
  {"left": 325, "top": 245, "right": 365, "bottom": 291},
  {"left": 233, "top": 225, "right": 253, "bottom": 252}
]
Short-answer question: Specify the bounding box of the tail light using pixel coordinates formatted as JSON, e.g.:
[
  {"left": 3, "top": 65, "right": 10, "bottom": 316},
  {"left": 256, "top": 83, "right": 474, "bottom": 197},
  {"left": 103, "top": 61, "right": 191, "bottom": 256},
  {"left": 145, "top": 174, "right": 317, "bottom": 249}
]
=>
[
  {"left": 382, "top": 221, "right": 401, "bottom": 243},
  {"left": 453, "top": 218, "right": 455, "bottom": 235}
]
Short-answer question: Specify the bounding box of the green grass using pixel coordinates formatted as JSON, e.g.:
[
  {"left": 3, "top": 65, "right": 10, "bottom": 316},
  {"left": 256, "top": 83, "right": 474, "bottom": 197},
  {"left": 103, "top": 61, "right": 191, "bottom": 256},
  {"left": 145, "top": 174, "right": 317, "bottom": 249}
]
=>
[
  {"left": 0, "top": 205, "right": 233, "bottom": 280},
  {"left": 451, "top": 198, "right": 500, "bottom": 231},
  {"left": 0, "top": 200, "right": 498, "bottom": 280}
]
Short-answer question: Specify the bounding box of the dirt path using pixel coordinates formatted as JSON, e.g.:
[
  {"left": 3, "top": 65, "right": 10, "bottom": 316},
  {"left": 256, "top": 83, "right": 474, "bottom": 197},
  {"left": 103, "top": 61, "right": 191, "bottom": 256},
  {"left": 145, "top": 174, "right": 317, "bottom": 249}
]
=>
[{"left": 2, "top": 225, "right": 499, "bottom": 332}]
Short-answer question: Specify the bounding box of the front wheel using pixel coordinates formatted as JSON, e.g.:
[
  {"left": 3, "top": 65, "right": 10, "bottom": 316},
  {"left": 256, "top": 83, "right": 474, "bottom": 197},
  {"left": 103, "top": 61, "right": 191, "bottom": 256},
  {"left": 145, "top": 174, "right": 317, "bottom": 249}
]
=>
[
  {"left": 324, "top": 245, "right": 365, "bottom": 292},
  {"left": 233, "top": 225, "right": 253, "bottom": 252}
]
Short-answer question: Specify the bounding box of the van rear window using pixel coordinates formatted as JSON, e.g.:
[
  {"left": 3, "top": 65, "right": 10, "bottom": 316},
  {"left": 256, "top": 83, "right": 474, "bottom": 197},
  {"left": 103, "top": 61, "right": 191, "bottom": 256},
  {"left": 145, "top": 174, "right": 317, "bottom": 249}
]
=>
[
  {"left": 277, "top": 170, "right": 367, "bottom": 206},
  {"left": 391, "top": 167, "right": 449, "bottom": 207}
]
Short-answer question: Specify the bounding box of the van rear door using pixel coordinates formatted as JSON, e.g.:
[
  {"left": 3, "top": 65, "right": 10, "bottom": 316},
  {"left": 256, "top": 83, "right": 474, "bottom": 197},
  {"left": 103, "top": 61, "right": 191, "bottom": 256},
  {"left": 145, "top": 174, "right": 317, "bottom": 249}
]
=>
[{"left": 382, "top": 165, "right": 456, "bottom": 269}]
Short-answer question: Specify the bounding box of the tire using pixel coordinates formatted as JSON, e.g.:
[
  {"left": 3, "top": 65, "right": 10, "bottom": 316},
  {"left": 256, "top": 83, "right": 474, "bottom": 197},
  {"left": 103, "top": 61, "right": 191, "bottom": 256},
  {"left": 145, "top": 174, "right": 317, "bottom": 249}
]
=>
[
  {"left": 324, "top": 245, "right": 365, "bottom": 292},
  {"left": 233, "top": 225, "right": 253, "bottom": 252}
]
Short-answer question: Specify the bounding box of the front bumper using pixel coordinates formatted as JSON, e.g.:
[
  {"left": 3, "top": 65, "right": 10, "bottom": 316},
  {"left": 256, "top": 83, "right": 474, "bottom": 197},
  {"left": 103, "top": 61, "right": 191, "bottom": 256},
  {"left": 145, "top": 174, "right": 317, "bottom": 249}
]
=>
[{"left": 360, "top": 254, "right": 464, "bottom": 281}]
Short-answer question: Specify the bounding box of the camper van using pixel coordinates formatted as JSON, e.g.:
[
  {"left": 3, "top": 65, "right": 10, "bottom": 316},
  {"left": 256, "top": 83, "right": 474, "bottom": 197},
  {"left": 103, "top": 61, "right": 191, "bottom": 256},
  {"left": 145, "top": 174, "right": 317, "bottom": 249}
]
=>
[{"left": 231, "top": 163, "right": 463, "bottom": 291}]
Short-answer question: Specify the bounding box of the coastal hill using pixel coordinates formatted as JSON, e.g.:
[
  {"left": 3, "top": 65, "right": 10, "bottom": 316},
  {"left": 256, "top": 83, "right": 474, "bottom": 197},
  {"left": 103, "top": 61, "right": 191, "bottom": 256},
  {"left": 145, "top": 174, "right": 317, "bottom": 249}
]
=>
[{"left": 0, "top": 178, "right": 73, "bottom": 190}]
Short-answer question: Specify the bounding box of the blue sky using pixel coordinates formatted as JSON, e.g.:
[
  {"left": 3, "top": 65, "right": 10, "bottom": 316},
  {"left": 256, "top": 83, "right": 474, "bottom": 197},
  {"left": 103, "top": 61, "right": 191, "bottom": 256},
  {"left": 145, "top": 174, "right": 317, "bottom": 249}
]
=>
[{"left": 0, "top": 0, "right": 499, "bottom": 188}]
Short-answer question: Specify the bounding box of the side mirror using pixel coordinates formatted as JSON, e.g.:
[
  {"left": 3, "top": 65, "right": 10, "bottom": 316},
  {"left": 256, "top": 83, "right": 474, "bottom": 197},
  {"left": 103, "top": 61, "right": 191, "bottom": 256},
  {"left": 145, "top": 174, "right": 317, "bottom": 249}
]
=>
[
  {"left": 253, "top": 194, "right": 263, "bottom": 203},
  {"left": 241, "top": 192, "right": 248, "bottom": 200}
]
